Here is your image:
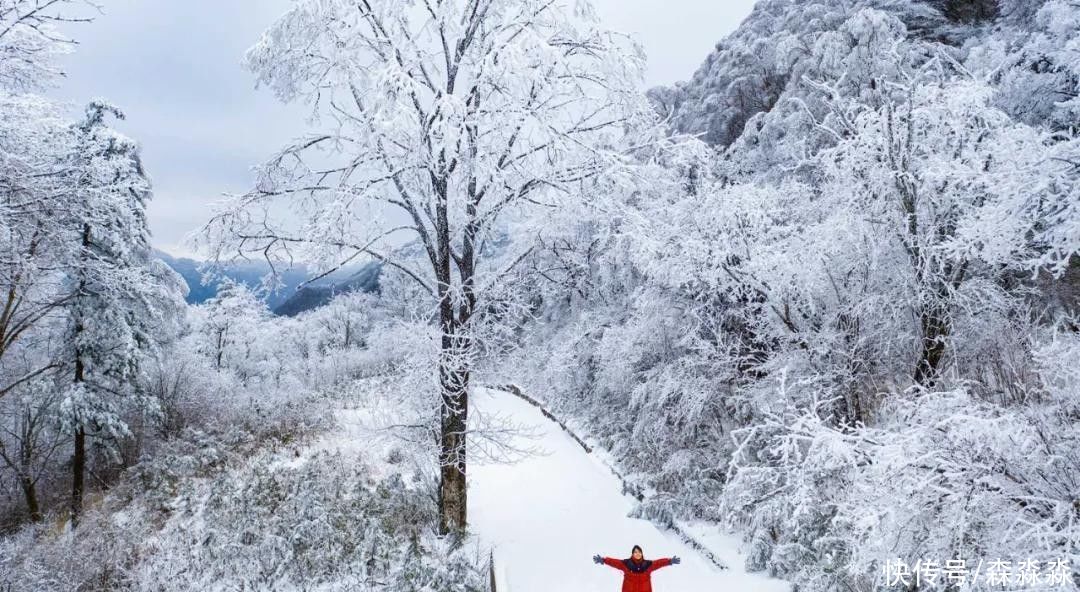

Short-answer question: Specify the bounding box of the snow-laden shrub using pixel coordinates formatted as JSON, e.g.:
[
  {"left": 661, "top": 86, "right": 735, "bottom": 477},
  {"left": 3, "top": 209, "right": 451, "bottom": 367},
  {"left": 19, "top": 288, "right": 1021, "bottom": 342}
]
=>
[
  {"left": 132, "top": 451, "right": 473, "bottom": 590},
  {"left": 720, "top": 350, "right": 1080, "bottom": 590},
  {"left": 0, "top": 499, "right": 154, "bottom": 591},
  {"left": 0, "top": 446, "right": 489, "bottom": 591}
]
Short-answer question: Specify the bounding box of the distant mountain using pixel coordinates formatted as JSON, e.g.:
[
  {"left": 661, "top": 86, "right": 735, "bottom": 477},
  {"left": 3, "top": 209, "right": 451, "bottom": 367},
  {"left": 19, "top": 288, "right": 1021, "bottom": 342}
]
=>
[
  {"left": 154, "top": 249, "right": 376, "bottom": 311},
  {"left": 273, "top": 261, "right": 382, "bottom": 316},
  {"left": 266, "top": 234, "right": 511, "bottom": 315}
]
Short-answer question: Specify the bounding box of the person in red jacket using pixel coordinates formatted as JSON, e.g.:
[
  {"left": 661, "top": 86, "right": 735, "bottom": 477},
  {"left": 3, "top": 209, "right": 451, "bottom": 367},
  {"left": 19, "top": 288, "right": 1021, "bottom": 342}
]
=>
[{"left": 592, "top": 545, "right": 681, "bottom": 592}]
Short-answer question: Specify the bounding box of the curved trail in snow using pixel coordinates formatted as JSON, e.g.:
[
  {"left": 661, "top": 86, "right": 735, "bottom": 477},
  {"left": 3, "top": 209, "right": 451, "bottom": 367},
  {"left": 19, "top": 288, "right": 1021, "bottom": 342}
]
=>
[{"left": 468, "top": 387, "right": 791, "bottom": 592}]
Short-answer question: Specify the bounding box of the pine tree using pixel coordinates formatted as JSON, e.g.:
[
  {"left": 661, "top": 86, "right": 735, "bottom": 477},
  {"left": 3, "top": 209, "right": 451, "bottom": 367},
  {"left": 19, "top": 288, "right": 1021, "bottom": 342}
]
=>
[{"left": 60, "top": 102, "right": 180, "bottom": 527}]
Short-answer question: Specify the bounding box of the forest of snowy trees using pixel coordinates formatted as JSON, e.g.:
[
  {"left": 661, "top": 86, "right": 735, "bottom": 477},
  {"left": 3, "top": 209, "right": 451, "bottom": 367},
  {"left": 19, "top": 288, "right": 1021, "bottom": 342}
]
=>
[
  {"left": 506, "top": 1, "right": 1080, "bottom": 589},
  {"left": 0, "top": 0, "right": 1079, "bottom": 590}
]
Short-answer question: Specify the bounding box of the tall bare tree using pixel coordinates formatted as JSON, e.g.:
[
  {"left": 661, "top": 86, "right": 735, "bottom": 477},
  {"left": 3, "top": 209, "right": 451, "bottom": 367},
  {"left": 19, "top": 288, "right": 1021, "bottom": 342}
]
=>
[{"left": 200, "top": 0, "right": 655, "bottom": 534}]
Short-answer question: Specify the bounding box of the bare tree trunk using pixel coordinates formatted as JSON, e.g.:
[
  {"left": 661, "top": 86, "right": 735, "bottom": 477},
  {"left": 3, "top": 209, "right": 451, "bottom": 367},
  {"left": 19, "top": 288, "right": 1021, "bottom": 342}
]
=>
[
  {"left": 71, "top": 224, "right": 89, "bottom": 529},
  {"left": 886, "top": 97, "right": 954, "bottom": 390},
  {"left": 71, "top": 351, "right": 86, "bottom": 528},
  {"left": 432, "top": 140, "right": 476, "bottom": 534},
  {"left": 215, "top": 328, "right": 225, "bottom": 369},
  {"left": 18, "top": 427, "right": 42, "bottom": 522},
  {"left": 71, "top": 424, "right": 85, "bottom": 528},
  {"left": 437, "top": 345, "right": 469, "bottom": 535},
  {"left": 435, "top": 225, "right": 470, "bottom": 534},
  {"left": 19, "top": 474, "right": 41, "bottom": 522},
  {"left": 913, "top": 259, "right": 962, "bottom": 389},
  {"left": 914, "top": 299, "right": 950, "bottom": 388}
]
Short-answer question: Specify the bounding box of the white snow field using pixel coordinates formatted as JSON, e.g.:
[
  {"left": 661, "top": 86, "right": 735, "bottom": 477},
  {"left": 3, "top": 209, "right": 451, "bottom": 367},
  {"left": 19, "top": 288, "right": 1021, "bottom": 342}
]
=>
[{"left": 468, "top": 387, "right": 792, "bottom": 592}]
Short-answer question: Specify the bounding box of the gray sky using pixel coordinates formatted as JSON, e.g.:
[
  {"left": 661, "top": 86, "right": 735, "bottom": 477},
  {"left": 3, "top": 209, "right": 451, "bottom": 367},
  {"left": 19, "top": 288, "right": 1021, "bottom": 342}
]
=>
[{"left": 52, "top": 0, "right": 756, "bottom": 257}]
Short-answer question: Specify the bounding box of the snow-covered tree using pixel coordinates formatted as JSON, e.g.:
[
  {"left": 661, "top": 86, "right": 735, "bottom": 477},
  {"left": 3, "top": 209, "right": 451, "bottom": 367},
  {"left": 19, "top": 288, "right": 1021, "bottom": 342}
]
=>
[
  {"left": 308, "top": 290, "right": 378, "bottom": 353},
  {"left": 812, "top": 73, "right": 1075, "bottom": 385},
  {"left": 0, "top": 95, "right": 75, "bottom": 403},
  {"left": 200, "top": 0, "right": 656, "bottom": 534},
  {"left": 965, "top": 0, "right": 1079, "bottom": 130},
  {"left": 0, "top": 375, "right": 64, "bottom": 523},
  {"left": 59, "top": 102, "right": 184, "bottom": 527},
  {"left": 0, "top": 0, "right": 102, "bottom": 405},
  {"left": 192, "top": 279, "right": 268, "bottom": 375},
  {"left": 0, "top": 1, "right": 191, "bottom": 528},
  {"left": 0, "top": 0, "right": 95, "bottom": 92}
]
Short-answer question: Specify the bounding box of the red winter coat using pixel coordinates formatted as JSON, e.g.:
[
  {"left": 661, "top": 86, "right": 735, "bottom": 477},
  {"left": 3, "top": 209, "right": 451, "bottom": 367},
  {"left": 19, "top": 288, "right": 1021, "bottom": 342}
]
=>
[{"left": 602, "top": 556, "right": 673, "bottom": 592}]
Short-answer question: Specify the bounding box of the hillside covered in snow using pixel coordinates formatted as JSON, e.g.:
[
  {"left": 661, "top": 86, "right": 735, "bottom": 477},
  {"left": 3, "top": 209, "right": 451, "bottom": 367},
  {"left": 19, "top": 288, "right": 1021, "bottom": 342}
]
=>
[{"left": 1, "top": 0, "right": 1078, "bottom": 591}]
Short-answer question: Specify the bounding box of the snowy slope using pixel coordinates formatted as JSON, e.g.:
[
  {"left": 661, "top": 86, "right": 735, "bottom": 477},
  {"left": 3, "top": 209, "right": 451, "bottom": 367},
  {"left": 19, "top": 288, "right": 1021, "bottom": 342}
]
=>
[{"left": 468, "top": 387, "right": 791, "bottom": 592}]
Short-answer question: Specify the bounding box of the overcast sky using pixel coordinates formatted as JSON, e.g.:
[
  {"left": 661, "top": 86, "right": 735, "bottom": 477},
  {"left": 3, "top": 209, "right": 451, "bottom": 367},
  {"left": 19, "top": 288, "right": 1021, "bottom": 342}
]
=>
[{"left": 52, "top": 0, "right": 756, "bottom": 257}]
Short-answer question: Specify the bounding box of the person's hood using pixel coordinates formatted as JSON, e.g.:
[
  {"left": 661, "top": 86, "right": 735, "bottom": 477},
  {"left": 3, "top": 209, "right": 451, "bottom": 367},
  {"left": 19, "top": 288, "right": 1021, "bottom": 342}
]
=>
[{"left": 622, "top": 556, "right": 653, "bottom": 573}]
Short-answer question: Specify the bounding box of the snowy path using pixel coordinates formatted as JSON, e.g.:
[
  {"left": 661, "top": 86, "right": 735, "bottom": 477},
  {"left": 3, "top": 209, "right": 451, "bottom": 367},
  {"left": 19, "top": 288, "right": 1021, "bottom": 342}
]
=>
[{"left": 468, "top": 387, "right": 791, "bottom": 592}]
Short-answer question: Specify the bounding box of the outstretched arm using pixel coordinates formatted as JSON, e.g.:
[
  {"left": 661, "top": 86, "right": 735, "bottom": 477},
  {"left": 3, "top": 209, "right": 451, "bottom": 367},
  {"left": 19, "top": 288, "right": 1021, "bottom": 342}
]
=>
[
  {"left": 601, "top": 557, "right": 628, "bottom": 572},
  {"left": 647, "top": 557, "right": 676, "bottom": 573}
]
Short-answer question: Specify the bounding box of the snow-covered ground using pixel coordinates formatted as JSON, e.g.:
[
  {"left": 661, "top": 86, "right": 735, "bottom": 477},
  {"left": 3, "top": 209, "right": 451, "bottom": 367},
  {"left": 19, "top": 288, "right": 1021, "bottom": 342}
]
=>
[{"left": 469, "top": 387, "right": 791, "bottom": 592}]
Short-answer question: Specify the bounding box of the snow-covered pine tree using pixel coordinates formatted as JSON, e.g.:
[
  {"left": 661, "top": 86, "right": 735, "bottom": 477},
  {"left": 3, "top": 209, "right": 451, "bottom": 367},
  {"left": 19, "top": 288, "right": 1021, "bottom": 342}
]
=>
[{"left": 59, "top": 101, "right": 183, "bottom": 528}]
